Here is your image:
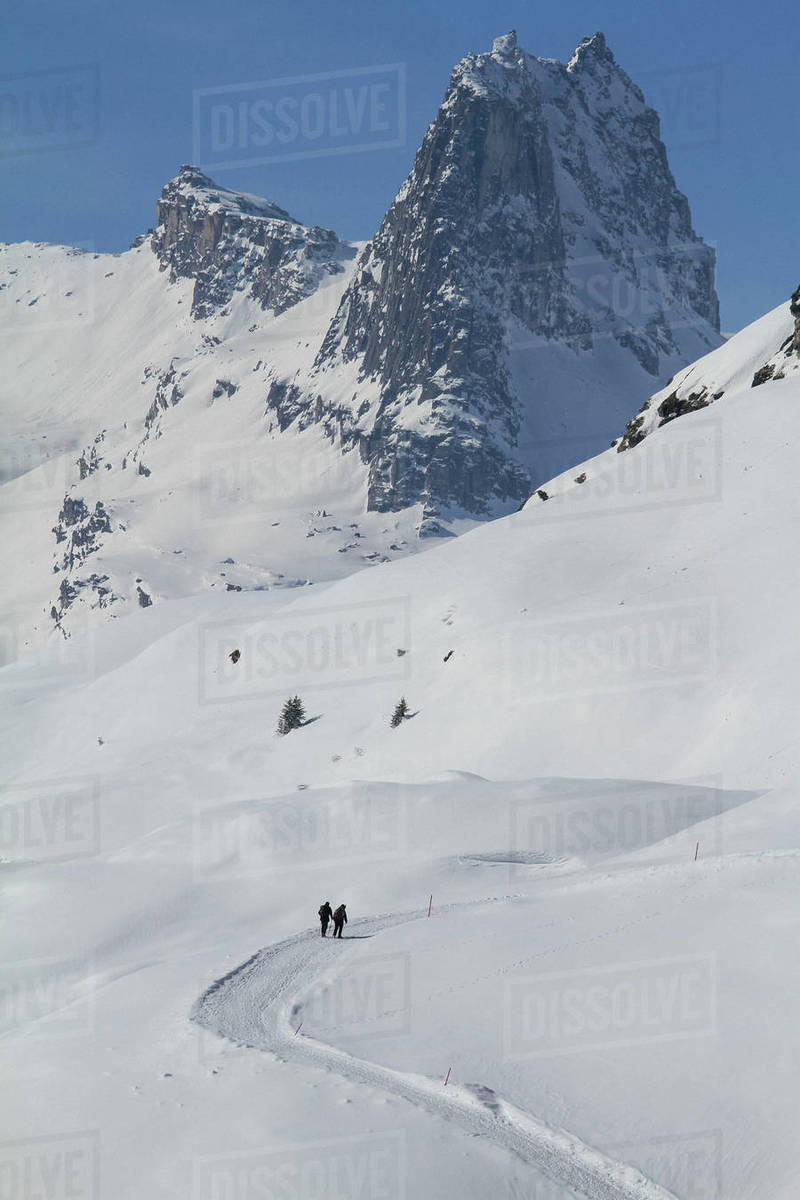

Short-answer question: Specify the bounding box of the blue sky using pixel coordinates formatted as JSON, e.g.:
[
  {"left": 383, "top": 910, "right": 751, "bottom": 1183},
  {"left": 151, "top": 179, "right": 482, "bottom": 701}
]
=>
[{"left": 1, "top": 0, "right": 797, "bottom": 331}]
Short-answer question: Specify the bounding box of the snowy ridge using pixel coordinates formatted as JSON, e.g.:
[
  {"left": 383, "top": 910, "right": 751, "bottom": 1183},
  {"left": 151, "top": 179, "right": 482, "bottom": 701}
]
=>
[
  {"left": 521, "top": 283, "right": 800, "bottom": 509},
  {"left": 161, "top": 164, "right": 294, "bottom": 222},
  {"left": 615, "top": 291, "right": 800, "bottom": 453}
]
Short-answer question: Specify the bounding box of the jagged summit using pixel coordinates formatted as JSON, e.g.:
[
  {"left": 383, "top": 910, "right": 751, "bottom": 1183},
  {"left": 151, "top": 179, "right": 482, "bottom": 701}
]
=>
[
  {"left": 152, "top": 165, "right": 351, "bottom": 319},
  {"left": 168, "top": 165, "right": 293, "bottom": 222},
  {"left": 453, "top": 30, "right": 629, "bottom": 103},
  {"left": 491, "top": 30, "right": 518, "bottom": 58},
  {"left": 266, "top": 30, "right": 721, "bottom": 519},
  {"left": 567, "top": 31, "right": 614, "bottom": 70}
]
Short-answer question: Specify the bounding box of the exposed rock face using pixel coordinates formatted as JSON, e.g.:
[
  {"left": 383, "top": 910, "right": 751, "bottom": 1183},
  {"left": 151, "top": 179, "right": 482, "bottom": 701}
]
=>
[
  {"left": 656, "top": 387, "right": 709, "bottom": 425},
  {"left": 617, "top": 383, "right": 713, "bottom": 450},
  {"left": 152, "top": 166, "right": 351, "bottom": 318},
  {"left": 77, "top": 431, "right": 106, "bottom": 479},
  {"left": 50, "top": 572, "right": 116, "bottom": 632},
  {"left": 267, "top": 30, "right": 720, "bottom": 516},
  {"left": 752, "top": 364, "right": 777, "bottom": 388},
  {"left": 52, "top": 495, "right": 112, "bottom": 572},
  {"left": 747, "top": 285, "right": 800, "bottom": 389},
  {"left": 49, "top": 494, "right": 118, "bottom": 631},
  {"left": 144, "top": 362, "right": 183, "bottom": 431}
]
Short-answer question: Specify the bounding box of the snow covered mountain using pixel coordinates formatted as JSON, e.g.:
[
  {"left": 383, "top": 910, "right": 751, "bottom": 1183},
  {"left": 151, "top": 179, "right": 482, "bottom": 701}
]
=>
[
  {"left": 2, "top": 283, "right": 800, "bottom": 1200},
  {"left": 151, "top": 165, "right": 351, "bottom": 318},
  {"left": 1, "top": 30, "right": 722, "bottom": 659},
  {"left": 4, "top": 20, "right": 800, "bottom": 1195},
  {"left": 268, "top": 30, "right": 721, "bottom": 521},
  {"left": 0, "top": 213, "right": 419, "bottom": 659}
]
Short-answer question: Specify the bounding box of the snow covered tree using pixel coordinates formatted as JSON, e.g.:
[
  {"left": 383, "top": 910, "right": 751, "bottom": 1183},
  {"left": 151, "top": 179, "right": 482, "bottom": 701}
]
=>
[
  {"left": 390, "top": 697, "right": 409, "bottom": 728},
  {"left": 277, "top": 695, "right": 306, "bottom": 735}
]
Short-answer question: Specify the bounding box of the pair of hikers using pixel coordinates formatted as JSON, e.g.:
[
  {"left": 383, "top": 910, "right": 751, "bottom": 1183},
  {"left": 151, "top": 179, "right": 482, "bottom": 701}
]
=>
[{"left": 318, "top": 901, "right": 347, "bottom": 939}]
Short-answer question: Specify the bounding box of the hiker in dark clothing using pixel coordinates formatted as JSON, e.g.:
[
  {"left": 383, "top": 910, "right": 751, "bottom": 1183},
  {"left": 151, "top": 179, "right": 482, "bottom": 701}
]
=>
[
  {"left": 333, "top": 903, "right": 347, "bottom": 938},
  {"left": 318, "top": 901, "right": 333, "bottom": 937}
]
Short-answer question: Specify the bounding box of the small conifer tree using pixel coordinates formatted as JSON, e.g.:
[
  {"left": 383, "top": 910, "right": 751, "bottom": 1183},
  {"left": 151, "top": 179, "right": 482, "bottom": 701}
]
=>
[
  {"left": 390, "top": 697, "right": 409, "bottom": 728},
  {"left": 277, "top": 695, "right": 306, "bottom": 735}
]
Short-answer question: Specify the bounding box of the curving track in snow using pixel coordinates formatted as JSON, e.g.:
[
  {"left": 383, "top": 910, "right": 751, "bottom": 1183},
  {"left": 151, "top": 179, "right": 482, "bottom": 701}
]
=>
[{"left": 191, "top": 905, "right": 679, "bottom": 1200}]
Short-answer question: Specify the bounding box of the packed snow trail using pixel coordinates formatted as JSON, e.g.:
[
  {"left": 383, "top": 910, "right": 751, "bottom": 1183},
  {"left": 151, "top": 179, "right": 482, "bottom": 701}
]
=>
[{"left": 192, "top": 905, "right": 679, "bottom": 1200}]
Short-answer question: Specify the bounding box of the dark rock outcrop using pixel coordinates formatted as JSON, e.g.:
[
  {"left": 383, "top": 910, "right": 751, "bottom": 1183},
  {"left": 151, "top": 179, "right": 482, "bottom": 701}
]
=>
[
  {"left": 212, "top": 379, "right": 237, "bottom": 400},
  {"left": 151, "top": 166, "right": 352, "bottom": 319},
  {"left": 612, "top": 282, "right": 800, "bottom": 466},
  {"left": 747, "top": 286, "right": 800, "bottom": 388},
  {"left": 752, "top": 364, "right": 776, "bottom": 388},
  {"left": 77, "top": 431, "right": 106, "bottom": 480},
  {"left": 657, "top": 387, "right": 709, "bottom": 424},
  {"left": 52, "top": 496, "right": 112, "bottom": 572},
  {"left": 790, "top": 284, "right": 800, "bottom": 354},
  {"left": 145, "top": 362, "right": 183, "bottom": 431},
  {"left": 50, "top": 572, "right": 117, "bottom": 632},
  {"left": 616, "top": 400, "right": 652, "bottom": 452},
  {"left": 49, "top": 492, "right": 118, "bottom": 630}
]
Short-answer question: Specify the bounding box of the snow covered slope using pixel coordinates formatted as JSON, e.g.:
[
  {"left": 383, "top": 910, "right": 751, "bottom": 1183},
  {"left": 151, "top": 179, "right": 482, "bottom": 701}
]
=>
[
  {"left": 1, "top": 286, "right": 799, "bottom": 1199},
  {"left": 0, "top": 232, "right": 439, "bottom": 660},
  {"left": 1, "top": 31, "right": 723, "bottom": 664}
]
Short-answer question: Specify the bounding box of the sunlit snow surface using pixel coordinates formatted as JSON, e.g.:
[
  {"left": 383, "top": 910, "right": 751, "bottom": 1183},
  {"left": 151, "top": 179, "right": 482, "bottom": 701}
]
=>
[
  {"left": 0, "top": 237, "right": 451, "bottom": 659},
  {"left": 2, "top": 286, "right": 800, "bottom": 1197}
]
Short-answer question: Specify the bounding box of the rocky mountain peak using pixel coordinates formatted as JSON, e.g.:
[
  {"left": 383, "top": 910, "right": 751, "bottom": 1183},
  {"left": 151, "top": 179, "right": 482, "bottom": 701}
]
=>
[
  {"left": 265, "top": 31, "right": 721, "bottom": 522},
  {"left": 151, "top": 166, "right": 351, "bottom": 319},
  {"left": 567, "top": 31, "right": 614, "bottom": 71},
  {"left": 167, "top": 164, "right": 293, "bottom": 222},
  {"left": 491, "top": 30, "right": 518, "bottom": 59}
]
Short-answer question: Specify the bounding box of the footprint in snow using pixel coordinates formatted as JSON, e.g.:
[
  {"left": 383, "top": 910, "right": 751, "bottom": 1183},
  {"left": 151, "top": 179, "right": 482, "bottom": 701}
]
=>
[{"left": 465, "top": 1083, "right": 502, "bottom": 1115}]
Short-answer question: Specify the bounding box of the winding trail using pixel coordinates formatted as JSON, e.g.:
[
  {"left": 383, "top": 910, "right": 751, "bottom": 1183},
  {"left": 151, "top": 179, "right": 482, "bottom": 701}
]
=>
[{"left": 192, "top": 903, "right": 679, "bottom": 1200}]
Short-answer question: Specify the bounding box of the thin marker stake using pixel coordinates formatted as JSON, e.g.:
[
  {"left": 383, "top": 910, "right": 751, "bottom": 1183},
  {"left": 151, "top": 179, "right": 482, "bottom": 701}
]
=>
[
  {"left": 694, "top": 842, "right": 699, "bottom": 861},
  {"left": 443, "top": 1067, "right": 451, "bottom": 1087},
  {"left": 294, "top": 1022, "right": 303, "bottom": 1037},
  {"left": 428, "top": 894, "right": 433, "bottom": 918}
]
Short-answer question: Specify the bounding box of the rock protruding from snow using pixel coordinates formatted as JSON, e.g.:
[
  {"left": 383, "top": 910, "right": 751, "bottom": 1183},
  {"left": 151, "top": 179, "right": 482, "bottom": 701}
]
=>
[
  {"left": 267, "top": 32, "right": 720, "bottom": 517},
  {"left": 52, "top": 495, "right": 112, "bottom": 571},
  {"left": 566, "top": 30, "right": 615, "bottom": 72},
  {"left": 743, "top": 283, "right": 800, "bottom": 389},
  {"left": 144, "top": 362, "right": 183, "bottom": 431},
  {"left": 492, "top": 30, "right": 518, "bottom": 58},
  {"left": 49, "top": 493, "right": 117, "bottom": 630},
  {"left": 791, "top": 283, "right": 800, "bottom": 354},
  {"left": 151, "top": 166, "right": 351, "bottom": 319},
  {"left": 612, "top": 286, "right": 800, "bottom": 457}
]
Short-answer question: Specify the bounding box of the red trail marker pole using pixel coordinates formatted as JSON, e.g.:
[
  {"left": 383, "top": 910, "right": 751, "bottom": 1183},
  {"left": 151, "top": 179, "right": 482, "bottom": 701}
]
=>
[
  {"left": 443, "top": 1067, "right": 451, "bottom": 1087},
  {"left": 427, "top": 894, "right": 433, "bottom": 918},
  {"left": 694, "top": 842, "right": 699, "bottom": 861}
]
